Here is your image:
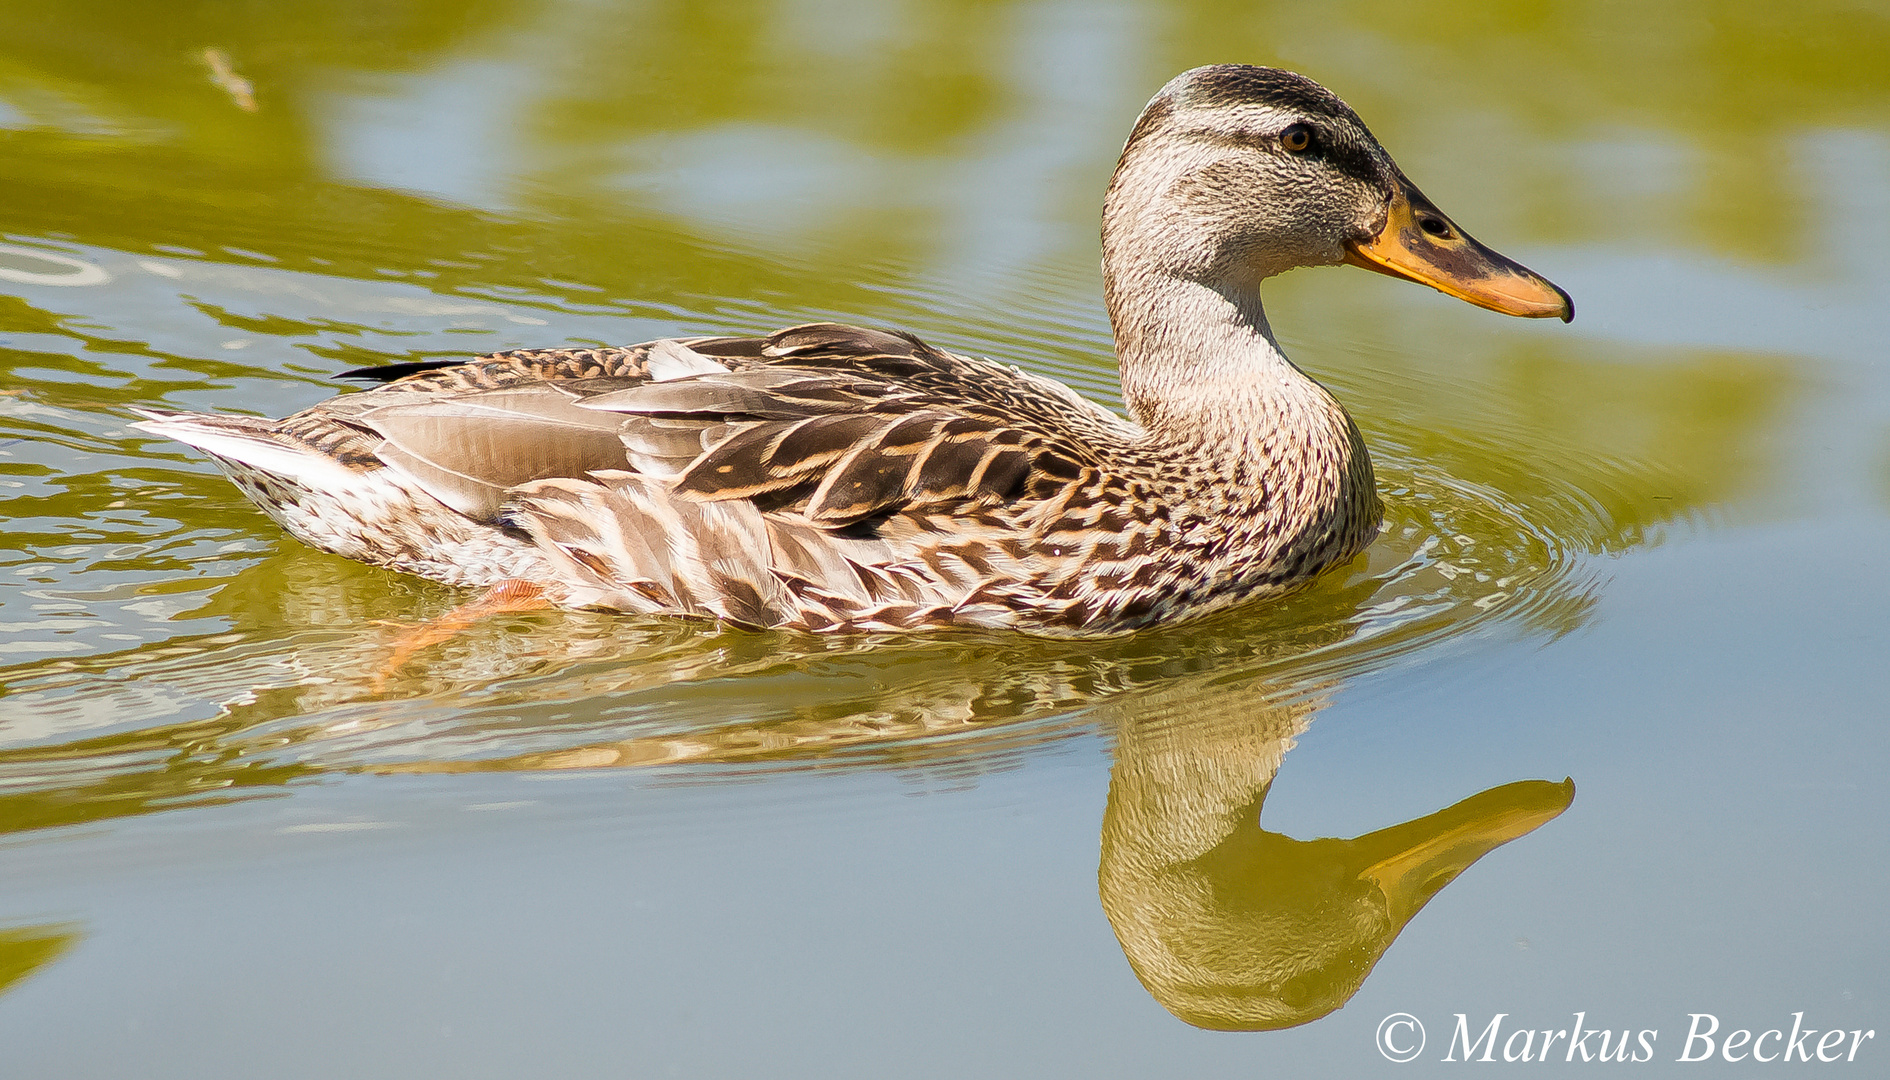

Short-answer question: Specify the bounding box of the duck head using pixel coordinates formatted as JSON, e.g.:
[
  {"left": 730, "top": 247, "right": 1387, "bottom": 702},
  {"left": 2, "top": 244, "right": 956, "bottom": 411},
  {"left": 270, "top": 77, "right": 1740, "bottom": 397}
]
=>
[{"left": 1102, "top": 65, "right": 1571, "bottom": 323}]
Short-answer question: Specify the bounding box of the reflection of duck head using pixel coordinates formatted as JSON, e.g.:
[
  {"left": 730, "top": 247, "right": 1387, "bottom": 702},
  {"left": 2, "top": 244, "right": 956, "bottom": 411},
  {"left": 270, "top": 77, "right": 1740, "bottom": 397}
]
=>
[{"left": 1099, "top": 687, "right": 1572, "bottom": 1031}]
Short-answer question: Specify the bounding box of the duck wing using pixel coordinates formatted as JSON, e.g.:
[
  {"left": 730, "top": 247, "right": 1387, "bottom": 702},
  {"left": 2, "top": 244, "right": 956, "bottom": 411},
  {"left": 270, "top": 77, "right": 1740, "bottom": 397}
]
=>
[
  {"left": 138, "top": 324, "right": 1156, "bottom": 629},
  {"left": 342, "top": 323, "right": 1135, "bottom": 531}
]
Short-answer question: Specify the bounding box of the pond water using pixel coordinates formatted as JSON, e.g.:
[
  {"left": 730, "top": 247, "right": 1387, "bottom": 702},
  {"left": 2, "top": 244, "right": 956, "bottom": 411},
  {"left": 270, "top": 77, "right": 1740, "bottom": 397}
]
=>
[{"left": 2, "top": 1, "right": 1886, "bottom": 1075}]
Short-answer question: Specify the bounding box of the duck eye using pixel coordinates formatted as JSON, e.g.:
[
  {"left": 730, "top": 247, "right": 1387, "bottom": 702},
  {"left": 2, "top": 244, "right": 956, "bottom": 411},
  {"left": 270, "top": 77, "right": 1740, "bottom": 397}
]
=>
[{"left": 1280, "top": 123, "right": 1313, "bottom": 153}]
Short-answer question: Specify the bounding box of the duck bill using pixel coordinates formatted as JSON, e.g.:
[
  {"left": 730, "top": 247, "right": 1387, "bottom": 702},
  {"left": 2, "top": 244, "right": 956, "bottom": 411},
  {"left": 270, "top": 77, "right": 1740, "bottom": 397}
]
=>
[
  {"left": 1343, "top": 179, "right": 1573, "bottom": 322},
  {"left": 1356, "top": 778, "right": 1575, "bottom": 924}
]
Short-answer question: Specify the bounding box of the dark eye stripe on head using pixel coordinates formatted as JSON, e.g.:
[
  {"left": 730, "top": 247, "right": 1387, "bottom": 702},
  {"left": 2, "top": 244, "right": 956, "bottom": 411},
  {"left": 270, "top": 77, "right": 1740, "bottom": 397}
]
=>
[{"left": 1156, "top": 123, "right": 1386, "bottom": 189}]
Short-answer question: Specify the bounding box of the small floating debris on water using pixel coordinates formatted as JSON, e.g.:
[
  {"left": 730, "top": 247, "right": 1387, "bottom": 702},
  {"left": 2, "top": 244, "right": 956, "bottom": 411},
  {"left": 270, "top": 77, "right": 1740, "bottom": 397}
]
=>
[{"left": 202, "top": 47, "right": 258, "bottom": 113}]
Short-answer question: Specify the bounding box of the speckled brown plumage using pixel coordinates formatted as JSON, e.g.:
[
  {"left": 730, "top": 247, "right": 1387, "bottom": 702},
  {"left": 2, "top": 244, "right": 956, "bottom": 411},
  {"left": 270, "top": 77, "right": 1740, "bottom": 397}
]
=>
[{"left": 131, "top": 65, "right": 1569, "bottom": 635}]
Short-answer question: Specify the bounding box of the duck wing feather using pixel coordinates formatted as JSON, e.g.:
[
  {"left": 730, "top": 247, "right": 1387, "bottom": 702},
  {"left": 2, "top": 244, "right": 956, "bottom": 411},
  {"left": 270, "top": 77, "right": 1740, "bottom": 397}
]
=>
[{"left": 335, "top": 323, "right": 1133, "bottom": 534}]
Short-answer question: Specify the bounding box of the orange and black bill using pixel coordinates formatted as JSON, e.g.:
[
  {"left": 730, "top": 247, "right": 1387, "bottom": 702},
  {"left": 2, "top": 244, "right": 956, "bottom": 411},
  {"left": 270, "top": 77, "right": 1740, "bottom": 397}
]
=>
[{"left": 1343, "top": 174, "right": 1573, "bottom": 322}]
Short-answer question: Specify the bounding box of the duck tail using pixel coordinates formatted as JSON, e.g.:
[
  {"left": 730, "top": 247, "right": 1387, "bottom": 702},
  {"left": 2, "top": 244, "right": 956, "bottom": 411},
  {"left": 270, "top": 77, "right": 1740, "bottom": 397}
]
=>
[{"left": 127, "top": 408, "right": 363, "bottom": 491}]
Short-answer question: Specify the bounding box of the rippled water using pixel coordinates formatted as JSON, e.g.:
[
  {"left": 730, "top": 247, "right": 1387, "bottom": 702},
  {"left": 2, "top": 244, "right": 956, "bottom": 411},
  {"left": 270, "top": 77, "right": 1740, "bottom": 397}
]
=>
[
  {"left": 0, "top": 237, "right": 1604, "bottom": 791},
  {"left": 2, "top": 1, "right": 1886, "bottom": 1076}
]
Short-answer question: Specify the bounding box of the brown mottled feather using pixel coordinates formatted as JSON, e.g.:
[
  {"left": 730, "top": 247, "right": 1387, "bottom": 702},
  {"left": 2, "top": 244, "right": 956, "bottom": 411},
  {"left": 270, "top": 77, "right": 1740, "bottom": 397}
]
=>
[{"left": 137, "top": 322, "right": 1248, "bottom": 632}]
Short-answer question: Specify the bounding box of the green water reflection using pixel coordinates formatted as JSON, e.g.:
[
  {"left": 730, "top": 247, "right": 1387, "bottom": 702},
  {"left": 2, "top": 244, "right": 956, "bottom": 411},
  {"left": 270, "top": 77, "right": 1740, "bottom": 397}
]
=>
[
  {"left": 1099, "top": 685, "right": 1571, "bottom": 1031},
  {"left": 0, "top": 0, "right": 1884, "bottom": 1065},
  {"left": 0, "top": 925, "right": 79, "bottom": 999},
  {"left": 367, "top": 659, "right": 1576, "bottom": 1032}
]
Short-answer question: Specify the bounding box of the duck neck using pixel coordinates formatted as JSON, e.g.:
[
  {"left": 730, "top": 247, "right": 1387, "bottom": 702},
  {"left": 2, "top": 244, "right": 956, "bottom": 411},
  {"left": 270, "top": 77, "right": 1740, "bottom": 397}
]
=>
[
  {"left": 1105, "top": 266, "right": 1381, "bottom": 575},
  {"left": 1107, "top": 267, "right": 1342, "bottom": 453}
]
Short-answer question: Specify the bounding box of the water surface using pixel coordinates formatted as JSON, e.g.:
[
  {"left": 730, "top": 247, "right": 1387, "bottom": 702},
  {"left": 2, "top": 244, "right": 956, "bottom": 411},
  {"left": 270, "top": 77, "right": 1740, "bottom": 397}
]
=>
[{"left": 2, "top": 1, "right": 1886, "bottom": 1076}]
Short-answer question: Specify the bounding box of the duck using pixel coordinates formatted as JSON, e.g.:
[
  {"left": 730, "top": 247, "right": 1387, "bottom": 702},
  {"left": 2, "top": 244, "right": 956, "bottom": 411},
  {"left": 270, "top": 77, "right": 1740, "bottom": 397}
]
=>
[{"left": 133, "top": 65, "right": 1571, "bottom": 635}]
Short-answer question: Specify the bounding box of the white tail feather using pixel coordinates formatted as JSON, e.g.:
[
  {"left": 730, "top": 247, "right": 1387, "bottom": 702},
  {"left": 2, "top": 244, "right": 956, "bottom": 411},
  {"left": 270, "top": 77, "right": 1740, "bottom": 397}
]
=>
[{"left": 129, "top": 410, "right": 360, "bottom": 490}]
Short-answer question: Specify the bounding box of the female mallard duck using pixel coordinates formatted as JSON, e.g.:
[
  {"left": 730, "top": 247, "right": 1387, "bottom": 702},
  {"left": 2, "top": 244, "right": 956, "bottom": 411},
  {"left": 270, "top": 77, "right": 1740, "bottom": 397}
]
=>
[{"left": 134, "top": 66, "right": 1570, "bottom": 634}]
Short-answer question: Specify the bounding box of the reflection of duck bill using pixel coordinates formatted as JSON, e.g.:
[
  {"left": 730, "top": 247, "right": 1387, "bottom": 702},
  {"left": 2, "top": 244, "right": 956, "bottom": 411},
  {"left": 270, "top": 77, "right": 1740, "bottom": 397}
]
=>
[{"left": 1359, "top": 777, "right": 1576, "bottom": 925}]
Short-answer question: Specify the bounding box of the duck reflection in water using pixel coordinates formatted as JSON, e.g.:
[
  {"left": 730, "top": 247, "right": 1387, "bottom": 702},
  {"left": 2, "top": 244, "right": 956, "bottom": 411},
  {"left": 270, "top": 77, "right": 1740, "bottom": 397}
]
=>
[
  {"left": 345, "top": 660, "right": 1571, "bottom": 1032},
  {"left": 1100, "top": 683, "right": 1571, "bottom": 1030},
  {"left": 2, "top": 551, "right": 1575, "bottom": 1029}
]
